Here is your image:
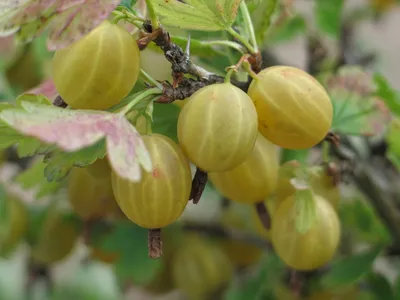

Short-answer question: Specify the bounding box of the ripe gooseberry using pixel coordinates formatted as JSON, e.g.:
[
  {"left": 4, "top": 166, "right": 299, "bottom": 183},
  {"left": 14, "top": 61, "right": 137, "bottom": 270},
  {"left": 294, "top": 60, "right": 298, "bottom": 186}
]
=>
[
  {"left": 52, "top": 21, "right": 140, "bottom": 110},
  {"left": 85, "top": 157, "right": 112, "bottom": 180},
  {"left": 0, "top": 195, "right": 28, "bottom": 256},
  {"left": 248, "top": 66, "right": 333, "bottom": 149},
  {"left": 68, "top": 165, "right": 119, "bottom": 221},
  {"left": 111, "top": 134, "right": 192, "bottom": 229},
  {"left": 172, "top": 234, "right": 233, "bottom": 299},
  {"left": 271, "top": 194, "right": 340, "bottom": 270},
  {"left": 218, "top": 205, "right": 264, "bottom": 267},
  {"left": 30, "top": 209, "right": 80, "bottom": 265},
  {"left": 209, "top": 133, "right": 279, "bottom": 204},
  {"left": 177, "top": 82, "right": 258, "bottom": 172}
]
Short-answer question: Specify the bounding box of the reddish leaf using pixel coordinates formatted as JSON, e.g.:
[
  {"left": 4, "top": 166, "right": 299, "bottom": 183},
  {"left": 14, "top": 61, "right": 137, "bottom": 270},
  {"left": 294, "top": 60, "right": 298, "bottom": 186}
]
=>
[
  {"left": 28, "top": 79, "right": 58, "bottom": 101},
  {"left": 0, "top": 0, "right": 120, "bottom": 51},
  {"left": 0, "top": 102, "right": 152, "bottom": 182},
  {"left": 47, "top": 0, "right": 120, "bottom": 50}
]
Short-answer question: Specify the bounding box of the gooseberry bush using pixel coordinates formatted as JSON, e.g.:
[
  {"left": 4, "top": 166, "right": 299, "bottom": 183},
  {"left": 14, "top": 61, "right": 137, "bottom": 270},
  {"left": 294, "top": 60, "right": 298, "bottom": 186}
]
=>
[{"left": 0, "top": 0, "right": 400, "bottom": 299}]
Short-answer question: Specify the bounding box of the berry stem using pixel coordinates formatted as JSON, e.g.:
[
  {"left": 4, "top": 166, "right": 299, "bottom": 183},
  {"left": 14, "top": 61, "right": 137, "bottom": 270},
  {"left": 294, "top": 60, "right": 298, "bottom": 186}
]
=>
[
  {"left": 119, "top": 87, "right": 162, "bottom": 115},
  {"left": 227, "top": 27, "right": 257, "bottom": 55},
  {"left": 242, "top": 60, "right": 259, "bottom": 81},
  {"left": 140, "top": 68, "right": 163, "bottom": 90},
  {"left": 190, "top": 168, "right": 208, "bottom": 204},
  {"left": 148, "top": 228, "right": 163, "bottom": 259},
  {"left": 238, "top": 1, "right": 259, "bottom": 54},
  {"left": 255, "top": 201, "right": 271, "bottom": 230},
  {"left": 145, "top": 0, "right": 159, "bottom": 30}
]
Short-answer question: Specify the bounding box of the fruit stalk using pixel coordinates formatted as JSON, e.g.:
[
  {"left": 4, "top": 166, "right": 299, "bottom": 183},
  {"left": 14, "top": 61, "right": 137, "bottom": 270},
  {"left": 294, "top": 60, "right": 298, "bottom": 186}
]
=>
[
  {"left": 148, "top": 228, "right": 163, "bottom": 259},
  {"left": 255, "top": 202, "right": 272, "bottom": 230},
  {"left": 190, "top": 168, "right": 208, "bottom": 204}
]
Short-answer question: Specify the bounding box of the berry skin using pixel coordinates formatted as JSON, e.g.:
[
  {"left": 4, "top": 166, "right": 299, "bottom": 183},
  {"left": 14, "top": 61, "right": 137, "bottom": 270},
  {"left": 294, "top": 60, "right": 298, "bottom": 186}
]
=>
[
  {"left": 172, "top": 235, "right": 233, "bottom": 299},
  {"left": 68, "top": 166, "right": 118, "bottom": 221},
  {"left": 271, "top": 194, "right": 340, "bottom": 270},
  {"left": 111, "top": 134, "right": 192, "bottom": 229},
  {"left": 52, "top": 21, "right": 140, "bottom": 110},
  {"left": 209, "top": 133, "right": 279, "bottom": 204},
  {"left": 248, "top": 66, "right": 333, "bottom": 149},
  {"left": 177, "top": 82, "right": 258, "bottom": 172},
  {"left": 0, "top": 195, "right": 28, "bottom": 256}
]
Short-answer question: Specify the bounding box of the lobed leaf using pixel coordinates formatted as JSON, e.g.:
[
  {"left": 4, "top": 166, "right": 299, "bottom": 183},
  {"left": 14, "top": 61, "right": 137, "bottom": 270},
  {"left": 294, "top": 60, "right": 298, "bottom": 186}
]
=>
[
  {"left": 373, "top": 73, "right": 400, "bottom": 117},
  {"left": 0, "top": 0, "right": 120, "bottom": 51},
  {"left": 321, "top": 66, "right": 391, "bottom": 137},
  {"left": 314, "top": 0, "right": 344, "bottom": 39},
  {"left": 0, "top": 101, "right": 152, "bottom": 182},
  {"left": 367, "top": 272, "right": 395, "bottom": 300},
  {"left": 15, "top": 159, "right": 64, "bottom": 199},
  {"left": 320, "top": 246, "right": 383, "bottom": 289},
  {"left": 266, "top": 14, "right": 306, "bottom": 44},
  {"left": 99, "top": 222, "right": 163, "bottom": 284},
  {"left": 152, "top": 0, "right": 242, "bottom": 31}
]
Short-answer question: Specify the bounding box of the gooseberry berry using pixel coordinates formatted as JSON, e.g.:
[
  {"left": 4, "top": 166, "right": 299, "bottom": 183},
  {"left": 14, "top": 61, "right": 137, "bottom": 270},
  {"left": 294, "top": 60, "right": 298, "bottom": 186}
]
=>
[
  {"left": 30, "top": 209, "right": 80, "bottom": 265},
  {"left": 68, "top": 166, "right": 118, "bottom": 221},
  {"left": 177, "top": 82, "right": 258, "bottom": 172},
  {"left": 271, "top": 194, "right": 340, "bottom": 270},
  {"left": 52, "top": 21, "right": 140, "bottom": 110},
  {"left": 247, "top": 66, "right": 333, "bottom": 149},
  {"left": 85, "top": 157, "right": 112, "bottom": 180},
  {"left": 172, "top": 234, "right": 233, "bottom": 299},
  {"left": 111, "top": 134, "right": 192, "bottom": 228},
  {"left": 218, "top": 205, "right": 264, "bottom": 267},
  {"left": 209, "top": 133, "right": 279, "bottom": 203},
  {"left": 6, "top": 46, "right": 42, "bottom": 93},
  {"left": 0, "top": 195, "right": 28, "bottom": 256}
]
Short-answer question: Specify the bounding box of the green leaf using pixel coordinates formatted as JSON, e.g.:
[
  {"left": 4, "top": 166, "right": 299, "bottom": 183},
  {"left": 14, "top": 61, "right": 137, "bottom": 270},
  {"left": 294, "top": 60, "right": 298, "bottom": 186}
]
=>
[
  {"left": 15, "top": 160, "right": 64, "bottom": 200},
  {"left": 367, "top": 272, "right": 394, "bottom": 300},
  {"left": 224, "top": 253, "right": 284, "bottom": 300},
  {"left": 320, "top": 66, "right": 391, "bottom": 136},
  {"left": 373, "top": 73, "right": 400, "bottom": 116},
  {"left": 171, "top": 36, "right": 226, "bottom": 57},
  {"left": 0, "top": 102, "right": 152, "bottom": 183},
  {"left": 320, "top": 246, "right": 383, "bottom": 289},
  {"left": 100, "top": 222, "right": 163, "bottom": 285},
  {"left": 314, "top": 0, "right": 344, "bottom": 39},
  {"left": 118, "top": 0, "right": 137, "bottom": 11},
  {"left": 249, "top": 0, "right": 278, "bottom": 44},
  {"left": 394, "top": 275, "right": 400, "bottom": 299},
  {"left": 267, "top": 14, "right": 306, "bottom": 44},
  {"left": 153, "top": 0, "right": 242, "bottom": 31},
  {"left": 152, "top": 103, "right": 181, "bottom": 144},
  {"left": 386, "top": 118, "right": 400, "bottom": 157},
  {"left": 43, "top": 139, "right": 106, "bottom": 182}
]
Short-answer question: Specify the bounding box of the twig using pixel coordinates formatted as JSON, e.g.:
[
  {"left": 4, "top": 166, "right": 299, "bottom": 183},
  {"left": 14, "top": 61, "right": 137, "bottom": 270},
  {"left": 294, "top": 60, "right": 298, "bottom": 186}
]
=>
[
  {"left": 148, "top": 228, "right": 163, "bottom": 259},
  {"left": 190, "top": 168, "right": 208, "bottom": 204}
]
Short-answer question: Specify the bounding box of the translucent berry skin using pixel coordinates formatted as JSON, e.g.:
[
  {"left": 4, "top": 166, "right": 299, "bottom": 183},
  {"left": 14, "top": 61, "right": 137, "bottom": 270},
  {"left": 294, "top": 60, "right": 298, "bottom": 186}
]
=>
[
  {"left": 209, "top": 133, "right": 279, "bottom": 203},
  {"left": 52, "top": 21, "right": 140, "bottom": 110},
  {"left": 68, "top": 166, "right": 118, "bottom": 221},
  {"left": 271, "top": 195, "right": 340, "bottom": 270},
  {"left": 177, "top": 83, "right": 258, "bottom": 172},
  {"left": 172, "top": 235, "right": 233, "bottom": 299},
  {"left": 31, "top": 211, "right": 79, "bottom": 265},
  {"left": 248, "top": 66, "right": 333, "bottom": 149},
  {"left": 0, "top": 195, "right": 28, "bottom": 256},
  {"left": 111, "top": 134, "right": 192, "bottom": 229}
]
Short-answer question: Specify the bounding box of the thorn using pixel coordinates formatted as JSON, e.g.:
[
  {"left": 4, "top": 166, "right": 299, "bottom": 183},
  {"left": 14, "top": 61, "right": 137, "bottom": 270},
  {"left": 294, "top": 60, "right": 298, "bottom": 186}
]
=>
[{"left": 185, "top": 34, "right": 191, "bottom": 57}]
